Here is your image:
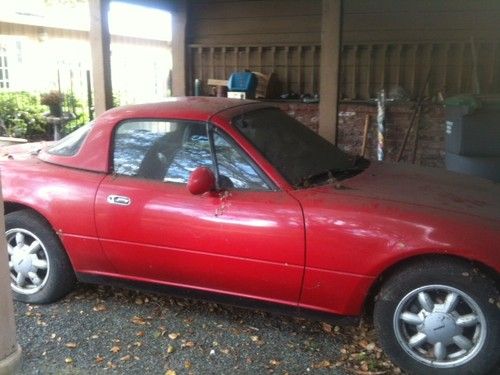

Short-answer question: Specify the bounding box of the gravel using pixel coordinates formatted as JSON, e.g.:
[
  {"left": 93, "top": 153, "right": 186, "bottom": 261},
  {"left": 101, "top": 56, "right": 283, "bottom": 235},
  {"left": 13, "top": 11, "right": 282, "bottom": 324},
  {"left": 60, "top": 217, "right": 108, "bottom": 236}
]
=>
[{"left": 14, "top": 283, "right": 354, "bottom": 375}]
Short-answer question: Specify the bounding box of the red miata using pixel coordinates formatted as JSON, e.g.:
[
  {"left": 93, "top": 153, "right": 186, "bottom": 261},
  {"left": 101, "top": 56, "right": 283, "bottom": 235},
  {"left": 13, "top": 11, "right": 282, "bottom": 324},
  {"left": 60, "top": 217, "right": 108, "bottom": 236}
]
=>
[{"left": 1, "top": 97, "right": 499, "bottom": 374}]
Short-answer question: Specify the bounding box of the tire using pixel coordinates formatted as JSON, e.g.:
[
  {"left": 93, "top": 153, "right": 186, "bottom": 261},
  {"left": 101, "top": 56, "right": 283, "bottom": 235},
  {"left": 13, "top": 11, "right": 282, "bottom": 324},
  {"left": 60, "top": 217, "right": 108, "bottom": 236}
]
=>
[
  {"left": 374, "top": 258, "right": 499, "bottom": 375},
  {"left": 5, "top": 209, "right": 76, "bottom": 304}
]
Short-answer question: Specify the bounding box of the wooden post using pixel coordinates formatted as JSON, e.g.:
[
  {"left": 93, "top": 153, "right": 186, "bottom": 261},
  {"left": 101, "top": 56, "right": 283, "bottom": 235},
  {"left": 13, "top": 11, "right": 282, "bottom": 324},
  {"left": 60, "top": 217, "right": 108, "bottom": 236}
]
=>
[
  {"left": 0, "top": 183, "right": 22, "bottom": 374},
  {"left": 319, "top": 0, "right": 342, "bottom": 144},
  {"left": 171, "top": 0, "right": 187, "bottom": 96},
  {"left": 89, "top": 0, "right": 113, "bottom": 116}
]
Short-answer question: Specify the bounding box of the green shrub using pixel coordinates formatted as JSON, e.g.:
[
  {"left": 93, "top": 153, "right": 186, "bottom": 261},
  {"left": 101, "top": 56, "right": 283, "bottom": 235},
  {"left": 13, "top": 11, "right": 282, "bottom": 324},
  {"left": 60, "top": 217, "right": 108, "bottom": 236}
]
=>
[
  {"left": 0, "top": 92, "right": 48, "bottom": 140},
  {"left": 62, "top": 92, "right": 89, "bottom": 134}
]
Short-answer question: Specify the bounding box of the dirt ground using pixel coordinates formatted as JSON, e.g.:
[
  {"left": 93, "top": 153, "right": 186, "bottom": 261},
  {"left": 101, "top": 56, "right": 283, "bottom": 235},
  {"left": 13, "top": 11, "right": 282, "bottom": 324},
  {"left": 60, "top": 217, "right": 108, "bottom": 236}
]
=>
[{"left": 14, "top": 283, "right": 400, "bottom": 375}]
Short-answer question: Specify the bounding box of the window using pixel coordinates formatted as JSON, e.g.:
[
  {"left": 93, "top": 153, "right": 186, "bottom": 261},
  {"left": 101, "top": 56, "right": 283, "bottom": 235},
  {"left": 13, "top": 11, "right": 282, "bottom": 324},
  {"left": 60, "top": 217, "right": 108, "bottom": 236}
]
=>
[
  {"left": 0, "top": 46, "right": 9, "bottom": 89},
  {"left": 113, "top": 119, "right": 270, "bottom": 190},
  {"left": 213, "top": 131, "right": 270, "bottom": 190},
  {"left": 113, "top": 120, "right": 211, "bottom": 181},
  {"left": 47, "top": 122, "right": 93, "bottom": 156}
]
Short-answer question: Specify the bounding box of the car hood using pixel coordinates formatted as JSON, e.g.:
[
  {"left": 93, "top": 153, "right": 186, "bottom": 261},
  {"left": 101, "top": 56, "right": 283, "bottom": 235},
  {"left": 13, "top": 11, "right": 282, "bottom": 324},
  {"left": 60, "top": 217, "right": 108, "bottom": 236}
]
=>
[{"left": 330, "top": 162, "right": 500, "bottom": 221}]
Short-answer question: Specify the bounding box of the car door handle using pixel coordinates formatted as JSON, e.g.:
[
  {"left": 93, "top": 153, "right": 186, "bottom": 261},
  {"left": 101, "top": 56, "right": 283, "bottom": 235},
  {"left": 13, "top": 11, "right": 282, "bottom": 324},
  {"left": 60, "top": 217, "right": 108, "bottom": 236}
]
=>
[{"left": 107, "top": 195, "right": 131, "bottom": 206}]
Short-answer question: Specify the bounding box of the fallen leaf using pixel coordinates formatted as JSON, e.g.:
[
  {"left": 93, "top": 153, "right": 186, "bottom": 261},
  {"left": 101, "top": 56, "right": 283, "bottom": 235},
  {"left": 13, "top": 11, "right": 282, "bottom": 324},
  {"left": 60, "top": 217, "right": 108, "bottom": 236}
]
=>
[
  {"left": 184, "top": 360, "right": 192, "bottom": 369},
  {"left": 120, "top": 354, "right": 131, "bottom": 361},
  {"left": 165, "top": 370, "right": 176, "bottom": 375},
  {"left": 110, "top": 346, "right": 121, "bottom": 353},
  {"left": 181, "top": 341, "right": 195, "bottom": 349},
  {"left": 95, "top": 355, "right": 105, "bottom": 364},
  {"left": 93, "top": 304, "right": 107, "bottom": 312},
  {"left": 313, "top": 360, "right": 332, "bottom": 369},
  {"left": 131, "top": 316, "right": 146, "bottom": 325},
  {"left": 269, "top": 359, "right": 281, "bottom": 367},
  {"left": 366, "top": 342, "right": 376, "bottom": 351},
  {"left": 322, "top": 322, "right": 332, "bottom": 333},
  {"left": 250, "top": 335, "right": 259, "bottom": 342},
  {"left": 168, "top": 333, "right": 180, "bottom": 340},
  {"left": 65, "top": 357, "right": 73, "bottom": 364},
  {"left": 136, "top": 331, "right": 145, "bottom": 337},
  {"left": 65, "top": 342, "right": 77, "bottom": 349},
  {"left": 167, "top": 345, "right": 175, "bottom": 354}
]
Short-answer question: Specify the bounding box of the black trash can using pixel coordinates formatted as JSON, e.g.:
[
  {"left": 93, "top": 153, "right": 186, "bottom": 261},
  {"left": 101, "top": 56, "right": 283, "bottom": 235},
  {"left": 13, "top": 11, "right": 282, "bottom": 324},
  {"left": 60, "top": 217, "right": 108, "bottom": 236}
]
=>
[{"left": 444, "top": 95, "right": 500, "bottom": 181}]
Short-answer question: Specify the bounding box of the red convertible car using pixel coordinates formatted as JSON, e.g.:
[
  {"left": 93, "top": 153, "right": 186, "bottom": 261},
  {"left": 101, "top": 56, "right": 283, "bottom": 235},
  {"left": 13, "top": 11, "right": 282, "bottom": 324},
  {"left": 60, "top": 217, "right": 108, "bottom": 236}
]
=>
[{"left": 1, "top": 97, "right": 499, "bottom": 374}]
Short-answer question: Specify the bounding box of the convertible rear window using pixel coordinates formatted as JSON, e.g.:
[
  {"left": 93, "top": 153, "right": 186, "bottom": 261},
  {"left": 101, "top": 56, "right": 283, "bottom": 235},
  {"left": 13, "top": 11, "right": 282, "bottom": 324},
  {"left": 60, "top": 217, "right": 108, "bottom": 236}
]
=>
[{"left": 47, "top": 122, "right": 93, "bottom": 156}]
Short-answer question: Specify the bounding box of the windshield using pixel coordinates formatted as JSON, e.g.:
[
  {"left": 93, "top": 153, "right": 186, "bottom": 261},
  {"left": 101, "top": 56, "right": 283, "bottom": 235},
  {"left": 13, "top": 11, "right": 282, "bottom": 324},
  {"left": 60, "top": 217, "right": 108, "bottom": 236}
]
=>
[
  {"left": 47, "top": 122, "right": 93, "bottom": 156},
  {"left": 233, "top": 108, "right": 359, "bottom": 187}
]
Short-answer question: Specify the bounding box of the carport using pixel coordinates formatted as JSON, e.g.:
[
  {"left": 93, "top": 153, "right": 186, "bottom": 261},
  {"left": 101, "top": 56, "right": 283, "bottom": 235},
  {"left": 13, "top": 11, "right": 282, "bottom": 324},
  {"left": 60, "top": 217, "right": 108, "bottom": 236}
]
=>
[
  {"left": 89, "top": 0, "right": 500, "bottom": 177},
  {"left": 1, "top": 1, "right": 499, "bottom": 373}
]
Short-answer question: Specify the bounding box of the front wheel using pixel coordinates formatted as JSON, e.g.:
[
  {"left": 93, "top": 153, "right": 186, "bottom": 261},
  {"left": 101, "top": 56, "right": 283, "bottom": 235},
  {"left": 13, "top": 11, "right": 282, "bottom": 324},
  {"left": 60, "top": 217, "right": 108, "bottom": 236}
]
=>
[
  {"left": 5, "top": 210, "right": 75, "bottom": 304},
  {"left": 374, "top": 258, "right": 499, "bottom": 375}
]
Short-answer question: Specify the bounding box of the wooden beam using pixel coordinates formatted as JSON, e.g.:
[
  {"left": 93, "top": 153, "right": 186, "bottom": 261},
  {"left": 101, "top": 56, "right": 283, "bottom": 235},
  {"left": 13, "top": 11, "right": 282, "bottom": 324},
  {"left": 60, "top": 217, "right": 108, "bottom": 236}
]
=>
[
  {"left": 171, "top": 0, "right": 187, "bottom": 96},
  {"left": 89, "top": 0, "right": 113, "bottom": 116},
  {"left": 0, "top": 186, "right": 22, "bottom": 374},
  {"left": 319, "top": 0, "right": 342, "bottom": 143}
]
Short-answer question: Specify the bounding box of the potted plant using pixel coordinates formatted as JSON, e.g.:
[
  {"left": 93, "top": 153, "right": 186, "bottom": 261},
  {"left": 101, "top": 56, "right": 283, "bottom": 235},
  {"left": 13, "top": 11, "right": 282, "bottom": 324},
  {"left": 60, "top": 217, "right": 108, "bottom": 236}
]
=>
[{"left": 41, "top": 91, "right": 65, "bottom": 117}]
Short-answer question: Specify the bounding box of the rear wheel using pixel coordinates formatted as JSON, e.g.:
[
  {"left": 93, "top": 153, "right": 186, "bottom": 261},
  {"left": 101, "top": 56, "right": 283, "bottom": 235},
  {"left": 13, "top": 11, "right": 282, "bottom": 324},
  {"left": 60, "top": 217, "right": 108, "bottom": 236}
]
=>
[
  {"left": 6, "top": 210, "right": 75, "bottom": 304},
  {"left": 374, "top": 258, "right": 499, "bottom": 374}
]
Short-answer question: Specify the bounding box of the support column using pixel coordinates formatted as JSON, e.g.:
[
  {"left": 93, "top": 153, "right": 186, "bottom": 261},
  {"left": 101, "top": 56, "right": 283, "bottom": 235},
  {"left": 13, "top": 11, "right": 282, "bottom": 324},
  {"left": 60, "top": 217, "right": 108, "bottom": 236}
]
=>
[
  {"left": 89, "top": 0, "right": 113, "bottom": 116},
  {"left": 319, "top": 0, "right": 342, "bottom": 144},
  {"left": 171, "top": 0, "right": 187, "bottom": 96},
  {"left": 0, "top": 184, "right": 22, "bottom": 375}
]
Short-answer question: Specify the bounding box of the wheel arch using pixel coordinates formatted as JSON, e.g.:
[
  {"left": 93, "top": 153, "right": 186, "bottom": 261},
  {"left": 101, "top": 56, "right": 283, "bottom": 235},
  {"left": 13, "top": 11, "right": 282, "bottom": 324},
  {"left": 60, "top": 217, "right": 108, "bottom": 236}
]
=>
[
  {"left": 363, "top": 253, "right": 499, "bottom": 317},
  {"left": 3, "top": 202, "right": 63, "bottom": 248},
  {"left": 5, "top": 202, "right": 52, "bottom": 224}
]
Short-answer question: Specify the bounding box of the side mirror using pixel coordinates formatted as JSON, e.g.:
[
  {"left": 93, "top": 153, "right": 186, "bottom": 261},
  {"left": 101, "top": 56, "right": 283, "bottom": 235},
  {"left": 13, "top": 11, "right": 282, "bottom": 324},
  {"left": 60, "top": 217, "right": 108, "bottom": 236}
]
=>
[{"left": 187, "top": 167, "right": 216, "bottom": 195}]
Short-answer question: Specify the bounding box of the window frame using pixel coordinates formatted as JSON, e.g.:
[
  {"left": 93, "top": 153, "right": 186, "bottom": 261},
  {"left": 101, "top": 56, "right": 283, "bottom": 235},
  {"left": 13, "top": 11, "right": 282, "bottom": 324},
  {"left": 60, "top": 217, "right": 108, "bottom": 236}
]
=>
[
  {"left": 110, "top": 118, "right": 277, "bottom": 191},
  {"left": 207, "top": 122, "right": 277, "bottom": 192},
  {"left": 0, "top": 44, "right": 9, "bottom": 89}
]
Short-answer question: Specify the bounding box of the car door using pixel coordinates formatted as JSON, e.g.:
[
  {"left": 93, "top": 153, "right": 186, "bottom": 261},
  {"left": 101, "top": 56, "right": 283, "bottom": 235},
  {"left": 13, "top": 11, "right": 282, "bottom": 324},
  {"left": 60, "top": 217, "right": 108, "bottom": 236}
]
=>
[{"left": 94, "top": 119, "right": 305, "bottom": 305}]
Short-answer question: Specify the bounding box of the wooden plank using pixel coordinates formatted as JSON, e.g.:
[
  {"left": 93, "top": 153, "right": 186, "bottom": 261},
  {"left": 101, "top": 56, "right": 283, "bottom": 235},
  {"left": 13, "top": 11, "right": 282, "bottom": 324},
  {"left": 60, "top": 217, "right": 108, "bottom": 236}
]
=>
[
  {"left": 365, "top": 45, "right": 373, "bottom": 99},
  {"left": 344, "top": 0, "right": 500, "bottom": 13},
  {"left": 424, "top": 44, "right": 434, "bottom": 97},
  {"left": 350, "top": 46, "right": 358, "bottom": 99},
  {"left": 440, "top": 43, "right": 451, "bottom": 95},
  {"left": 171, "top": 0, "right": 187, "bottom": 96},
  {"left": 455, "top": 43, "right": 466, "bottom": 93},
  {"left": 343, "top": 29, "right": 500, "bottom": 44},
  {"left": 89, "top": 0, "right": 113, "bottom": 115},
  {"left": 190, "top": 0, "right": 321, "bottom": 20},
  {"left": 207, "top": 79, "right": 228, "bottom": 86},
  {"left": 284, "top": 46, "right": 289, "bottom": 92},
  {"left": 488, "top": 42, "right": 497, "bottom": 93},
  {"left": 343, "top": 11, "right": 500, "bottom": 31},
  {"left": 191, "top": 33, "right": 320, "bottom": 45},
  {"left": 319, "top": 0, "right": 341, "bottom": 144},
  {"left": 222, "top": 46, "right": 227, "bottom": 78},
  {"left": 409, "top": 44, "right": 418, "bottom": 96},
  {"left": 190, "top": 16, "right": 321, "bottom": 37},
  {"left": 394, "top": 44, "right": 402, "bottom": 87}
]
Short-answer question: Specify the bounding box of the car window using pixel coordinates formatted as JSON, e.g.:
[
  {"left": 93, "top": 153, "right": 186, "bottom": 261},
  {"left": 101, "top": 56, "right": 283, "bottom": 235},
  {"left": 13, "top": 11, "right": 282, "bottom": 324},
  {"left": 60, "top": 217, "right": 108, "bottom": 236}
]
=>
[
  {"left": 233, "top": 108, "right": 353, "bottom": 187},
  {"left": 47, "top": 122, "right": 93, "bottom": 156},
  {"left": 113, "top": 120, "right": 211, "bottom": 181},
  {"left": 113, "top": 120, "right": 271, "bottom": 190},
  {"left": 213, "top": 131, "right": 271, "bottom": 190}
]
